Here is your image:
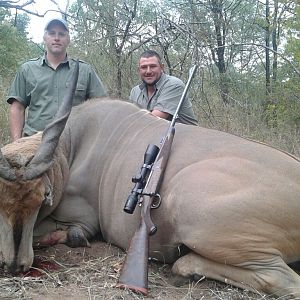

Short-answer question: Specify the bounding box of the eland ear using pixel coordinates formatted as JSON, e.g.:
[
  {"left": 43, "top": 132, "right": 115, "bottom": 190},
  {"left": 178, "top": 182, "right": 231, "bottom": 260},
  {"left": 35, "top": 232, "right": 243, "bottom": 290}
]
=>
[
  {"left": 0, "top": 149, "right": 16, "bottom": 181},
  {"left": 24, "top": 60, "right": 79, "bottom": 180}
]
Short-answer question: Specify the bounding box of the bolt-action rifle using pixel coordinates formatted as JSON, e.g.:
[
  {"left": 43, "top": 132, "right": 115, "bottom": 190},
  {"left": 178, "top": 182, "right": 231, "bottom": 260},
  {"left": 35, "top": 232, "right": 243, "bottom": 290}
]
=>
[{"left": 117, "top": 65, "right": 198, "bottom": 295}]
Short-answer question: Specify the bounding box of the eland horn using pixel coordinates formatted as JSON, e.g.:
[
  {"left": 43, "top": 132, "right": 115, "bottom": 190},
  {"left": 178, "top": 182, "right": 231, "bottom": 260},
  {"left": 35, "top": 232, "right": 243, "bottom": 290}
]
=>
[{"left": 24, "top": 60, "right": 79, "bottom": 180}]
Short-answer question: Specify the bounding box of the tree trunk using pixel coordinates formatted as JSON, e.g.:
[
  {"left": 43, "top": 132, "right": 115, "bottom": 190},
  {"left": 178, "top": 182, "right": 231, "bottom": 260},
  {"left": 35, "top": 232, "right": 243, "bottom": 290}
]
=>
[
  {"left": 211, "top": 0, "right": 229, "bottom": 105},
  {"left": 265, "top": 0, "right": 271, "bottom": 99},
  {"left": 272, "top": 0, "right": 278, "bottom": 85}
]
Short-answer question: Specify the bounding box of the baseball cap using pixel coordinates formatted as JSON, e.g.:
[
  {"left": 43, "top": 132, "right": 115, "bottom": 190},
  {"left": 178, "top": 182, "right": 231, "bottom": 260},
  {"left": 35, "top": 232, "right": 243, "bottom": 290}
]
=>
[{"left": 44, "top": 18, "right": 69, "bottom": 32}]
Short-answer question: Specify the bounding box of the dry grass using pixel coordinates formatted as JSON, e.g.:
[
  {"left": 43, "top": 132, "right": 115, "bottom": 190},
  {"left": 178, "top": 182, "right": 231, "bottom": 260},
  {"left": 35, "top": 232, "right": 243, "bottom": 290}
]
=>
[
  {"left": 193, "top": 98, "right": 300, "bottom": 157},
  {"left": 0, "top": 82, "right": 10, "bottom": 146},
  {"left": 0, "top": 242, "right": 285, "bottom": 300},
  {"left": 1, "top": 87, "right": 299, "bottom": 156}
]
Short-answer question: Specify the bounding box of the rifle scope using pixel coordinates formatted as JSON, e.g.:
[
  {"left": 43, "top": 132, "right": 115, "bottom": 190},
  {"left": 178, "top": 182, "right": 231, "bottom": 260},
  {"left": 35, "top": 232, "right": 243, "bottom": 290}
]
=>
[{"left": 123, "top": 144, "right": 159, "bottom": 214}]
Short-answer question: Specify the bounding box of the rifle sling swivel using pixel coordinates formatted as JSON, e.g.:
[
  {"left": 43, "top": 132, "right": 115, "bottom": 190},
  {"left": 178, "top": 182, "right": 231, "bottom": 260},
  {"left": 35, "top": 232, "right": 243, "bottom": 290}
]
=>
[{"left": 138, "top": 193, "right": 162, "bottom": 209}]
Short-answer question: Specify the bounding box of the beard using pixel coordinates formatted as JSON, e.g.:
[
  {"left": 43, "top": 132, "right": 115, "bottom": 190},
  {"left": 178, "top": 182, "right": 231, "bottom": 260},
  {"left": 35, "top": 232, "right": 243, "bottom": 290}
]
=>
[
  {"left": 142, "top": 79, "right": 158, "bottom": 86},
  {"left": 142, "top": 74, "right": 162, "bottom": 86}
]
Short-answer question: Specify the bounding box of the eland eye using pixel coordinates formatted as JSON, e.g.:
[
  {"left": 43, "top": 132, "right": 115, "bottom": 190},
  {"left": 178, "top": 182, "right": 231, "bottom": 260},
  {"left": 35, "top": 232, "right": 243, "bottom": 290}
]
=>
[{"left": 43, "top": 188, "right": 53, "bottom": 206}]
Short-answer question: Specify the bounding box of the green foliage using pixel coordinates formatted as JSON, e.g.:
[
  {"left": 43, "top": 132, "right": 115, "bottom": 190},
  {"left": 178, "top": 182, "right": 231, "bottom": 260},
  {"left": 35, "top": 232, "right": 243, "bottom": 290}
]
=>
[
  {"left": 67, "top": 0, "right": 299, "bottom": 155},
  {"left": 0, "top": 0, "right": 299, "bottom": 155},
  {"left": 0, "top": 10, "right": 42, "bottom": 145},
  {"left": 0, "top": 22, "right": 41, "bottom": 77},
  {"left": 0, "top": 7, "right": 10, "bottom": 22},
  {"left": 1, "top": 24, "right": 25, "bottom": 76},
  {"left": 14, "top": 13, "right": 30, "bottom": 35},
  {"left": 286, "top": 5, "right": 300, "bottom": 67},
  {"left": 0, "top": 9, "right": 40, "bottom": 79}
]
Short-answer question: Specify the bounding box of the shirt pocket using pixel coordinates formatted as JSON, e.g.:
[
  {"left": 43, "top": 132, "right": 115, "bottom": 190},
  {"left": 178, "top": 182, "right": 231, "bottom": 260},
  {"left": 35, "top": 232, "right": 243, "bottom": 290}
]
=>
[{"left": 66, "top": 81, "right": 86, "bottom": 106}]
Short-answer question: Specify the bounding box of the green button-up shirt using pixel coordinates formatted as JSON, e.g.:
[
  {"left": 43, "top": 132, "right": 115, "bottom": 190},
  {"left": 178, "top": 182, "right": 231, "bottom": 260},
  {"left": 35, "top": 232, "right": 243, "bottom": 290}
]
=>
[
  {"left": 7, "top": 56, "right": 107, "bottom": 135},
  {"left": 129, "top": 73, "right": 198, "bottom": 125}
]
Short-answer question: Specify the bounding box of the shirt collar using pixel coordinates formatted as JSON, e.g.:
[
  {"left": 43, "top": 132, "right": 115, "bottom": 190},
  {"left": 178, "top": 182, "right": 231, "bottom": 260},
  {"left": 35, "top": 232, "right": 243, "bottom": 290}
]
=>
[{"left": 41, "top": 52, "right": 70, "bottom": 67}]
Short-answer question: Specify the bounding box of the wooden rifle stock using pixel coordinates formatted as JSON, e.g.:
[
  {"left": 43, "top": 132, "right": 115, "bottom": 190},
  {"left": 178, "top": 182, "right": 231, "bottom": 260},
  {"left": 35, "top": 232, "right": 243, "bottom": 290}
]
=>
[
  {"left": 117, "top": 65, "right": 197, "bottom": 295},
  {"left": 117, "top": 127, "right": 175, "bottom": 295},
  {"left": 116, "top": 195, "right": 156, "bottom": 295}
]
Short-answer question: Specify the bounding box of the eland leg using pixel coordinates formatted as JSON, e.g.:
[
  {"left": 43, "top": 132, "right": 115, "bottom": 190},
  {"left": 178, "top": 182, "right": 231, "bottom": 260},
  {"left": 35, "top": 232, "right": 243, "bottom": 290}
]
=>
[
  {"left": 171, "top": 252, "right": 300, "bottom": 298},
  {"left": 33, "top": 218, "right": 90, "bottom": 248}
]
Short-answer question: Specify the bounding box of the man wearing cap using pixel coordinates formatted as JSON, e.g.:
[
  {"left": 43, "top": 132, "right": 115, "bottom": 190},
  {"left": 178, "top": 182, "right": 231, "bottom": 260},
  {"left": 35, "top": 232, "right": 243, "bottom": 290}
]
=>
[{"left": 7, "top": 18, "right": 107, "bottom": 141}]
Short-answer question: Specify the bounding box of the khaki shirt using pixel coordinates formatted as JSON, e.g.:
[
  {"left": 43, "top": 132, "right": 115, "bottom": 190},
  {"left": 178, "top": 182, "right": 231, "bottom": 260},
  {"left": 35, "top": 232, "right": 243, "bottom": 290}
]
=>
[
  {"left": 7, "top": 56, "right": 107, "bottom": 136},
  {"left": 129, "top": 73, "right": 198, "bottom": 125}
]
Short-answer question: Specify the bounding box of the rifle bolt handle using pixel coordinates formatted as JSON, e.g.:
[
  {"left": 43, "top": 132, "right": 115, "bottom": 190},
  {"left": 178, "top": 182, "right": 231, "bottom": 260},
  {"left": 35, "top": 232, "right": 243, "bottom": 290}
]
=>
[
  {"left": 149, "top": 225, "right": 157, "bottom": 236},
  {"left": 132, "top": 174, "right": 142, "bottom": 183}
]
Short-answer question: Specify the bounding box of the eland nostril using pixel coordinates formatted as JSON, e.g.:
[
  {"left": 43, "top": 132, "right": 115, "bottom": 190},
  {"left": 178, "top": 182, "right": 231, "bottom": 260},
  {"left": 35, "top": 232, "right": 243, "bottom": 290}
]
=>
[
  {"left": 3, "top": 263, "right": 9, "bottom": 273},
  {"left": 7, "top": 262, "right": 23, "bottom": 275},
  {"left": 20, "top": 264, "right": 30, "bottom": 274}
]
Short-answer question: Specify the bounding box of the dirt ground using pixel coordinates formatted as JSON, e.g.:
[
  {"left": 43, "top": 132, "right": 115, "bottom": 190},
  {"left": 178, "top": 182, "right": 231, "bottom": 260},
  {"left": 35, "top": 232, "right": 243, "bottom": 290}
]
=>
[{"left": 0, "top": 240, "right": 285, "bottom": 300}]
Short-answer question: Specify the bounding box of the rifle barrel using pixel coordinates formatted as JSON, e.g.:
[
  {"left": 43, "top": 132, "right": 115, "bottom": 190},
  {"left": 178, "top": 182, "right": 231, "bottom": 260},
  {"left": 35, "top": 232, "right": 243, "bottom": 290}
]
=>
[
  {"left": 170, "top": 65, "right": 198, "bottom": 128},
  {"left": 117, "top": 64, "right": 198, "bottom": 295}
]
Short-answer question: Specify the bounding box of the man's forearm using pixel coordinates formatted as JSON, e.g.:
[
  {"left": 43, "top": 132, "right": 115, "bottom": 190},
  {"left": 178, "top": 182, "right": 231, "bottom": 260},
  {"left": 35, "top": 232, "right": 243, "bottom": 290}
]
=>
[
  {"left": 9, "top": 101, "right": 25, "bottom": 141},
  {"left": 151, "top": 109, "right": 170, "bottom": 120}
]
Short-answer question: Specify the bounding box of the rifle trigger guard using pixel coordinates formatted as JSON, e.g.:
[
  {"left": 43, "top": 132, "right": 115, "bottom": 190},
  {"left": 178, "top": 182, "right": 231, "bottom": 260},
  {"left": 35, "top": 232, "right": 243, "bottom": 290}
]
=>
[{"left": 151, "top": 194, "right": 161, "bottom": 209}]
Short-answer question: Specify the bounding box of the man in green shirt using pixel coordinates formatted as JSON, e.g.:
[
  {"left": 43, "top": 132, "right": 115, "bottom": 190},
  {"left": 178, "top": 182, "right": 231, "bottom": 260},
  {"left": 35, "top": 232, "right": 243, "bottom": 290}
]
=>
[
  {"left": 129, "top": 50, "right": 198, "bottom": 125},
  {"left": 7, "top": 18, "right": 107, "bottom": 141}
]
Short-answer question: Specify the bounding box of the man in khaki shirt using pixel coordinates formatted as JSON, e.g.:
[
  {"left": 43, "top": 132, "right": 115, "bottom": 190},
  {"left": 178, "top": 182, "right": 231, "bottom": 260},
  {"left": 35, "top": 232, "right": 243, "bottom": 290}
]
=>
[
  {"left": 129, "top": 50, "right": 198, "bottom": 125},
  {"left": 7, "top": 18, "right": 107, "bottom": 140}
]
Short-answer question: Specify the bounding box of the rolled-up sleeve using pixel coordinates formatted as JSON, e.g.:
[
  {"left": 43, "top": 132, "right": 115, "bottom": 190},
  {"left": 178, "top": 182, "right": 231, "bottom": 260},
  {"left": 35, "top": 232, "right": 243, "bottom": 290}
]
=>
[
  {"left": 153, "top": 82, "right": 184, "bottom": 116},
  {"left": 87, "top": 67, "right": 107, "bottom": 98},
  {"left": 6, "top": 66, "right": 29, "bottom": 107}
]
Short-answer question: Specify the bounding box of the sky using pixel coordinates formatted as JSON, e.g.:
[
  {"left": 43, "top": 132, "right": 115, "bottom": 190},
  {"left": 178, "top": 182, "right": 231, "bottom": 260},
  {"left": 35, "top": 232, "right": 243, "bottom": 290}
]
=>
[{"left": 27, "top": 0, "right": 72, "bottom": 43}]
